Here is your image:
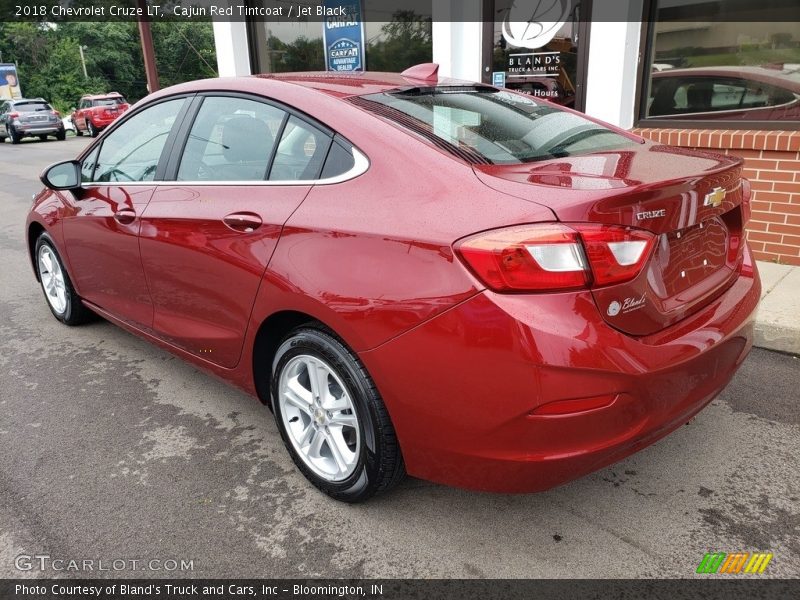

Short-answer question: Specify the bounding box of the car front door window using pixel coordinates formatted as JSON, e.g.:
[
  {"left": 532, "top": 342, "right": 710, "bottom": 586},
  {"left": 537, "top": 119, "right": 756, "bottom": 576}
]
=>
[{"left": 92, "top": 98, "right": 185, "bottom": 183}]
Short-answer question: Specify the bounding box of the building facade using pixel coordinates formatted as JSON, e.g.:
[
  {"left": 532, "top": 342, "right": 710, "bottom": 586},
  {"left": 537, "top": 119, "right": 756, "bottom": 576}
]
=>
[{"left": 213, "top": 0, "right": 800, "bottom": 264}]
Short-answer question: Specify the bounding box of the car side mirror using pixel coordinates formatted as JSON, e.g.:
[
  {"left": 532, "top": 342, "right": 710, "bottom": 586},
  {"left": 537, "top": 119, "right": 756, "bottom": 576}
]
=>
[{"left": 41, "top": 160, "right": 81, "bottom": 191}]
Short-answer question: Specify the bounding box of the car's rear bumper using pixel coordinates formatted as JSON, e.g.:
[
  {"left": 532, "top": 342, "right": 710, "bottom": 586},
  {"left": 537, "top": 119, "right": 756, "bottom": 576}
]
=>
[
  {"left": 17, "top": 123, "right": 63, "bottom": 136},
  {"left": 360, "top": 246, "right": 761, "bottom": 493},
  {"left": 89, "top": 115, "right": 122, "bottom": 128}
]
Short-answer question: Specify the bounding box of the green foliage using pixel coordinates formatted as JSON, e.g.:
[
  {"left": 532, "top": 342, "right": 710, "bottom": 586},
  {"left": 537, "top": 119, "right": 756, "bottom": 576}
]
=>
[
  {"left": 0, "top": 20, "right": 217, "bottom": 113},
  {"left": 259, "top": 10, "right": 431, "bottom": 74},
  {"left": 367, "top": 11, "right": 432, "bottom": 72}
]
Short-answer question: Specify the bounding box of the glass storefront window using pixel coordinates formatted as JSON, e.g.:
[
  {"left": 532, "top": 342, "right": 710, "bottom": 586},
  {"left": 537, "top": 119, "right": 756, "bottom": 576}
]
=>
[
  {"left": 491, "top": 0, "right": 587, "bottom": 108},
  {"left": 247, "top": 1, "right": 432, "bottom": 74},
  {"left": 642, "top": 1, "right": 800, "bottom": 123}
]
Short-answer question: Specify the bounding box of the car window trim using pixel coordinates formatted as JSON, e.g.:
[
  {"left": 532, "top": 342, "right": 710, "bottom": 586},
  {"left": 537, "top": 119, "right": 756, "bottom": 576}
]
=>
[
  {"left": 161, "top": 95, "right": 204, "bottom": 180},
  {"left": 80, "top": 146, "right": 369, "bottom": 188},
  {"left": 263, "top": 111, "right": 290, "bottom": 180},
  {"left": 75, "top": 90, "right": 369, "bottom": 186}
]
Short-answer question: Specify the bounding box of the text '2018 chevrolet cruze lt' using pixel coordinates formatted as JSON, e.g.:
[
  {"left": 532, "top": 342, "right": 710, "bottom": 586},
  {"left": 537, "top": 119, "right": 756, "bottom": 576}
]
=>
[{"left": 27, "top": 64, "right": 760, "bottom": 502}]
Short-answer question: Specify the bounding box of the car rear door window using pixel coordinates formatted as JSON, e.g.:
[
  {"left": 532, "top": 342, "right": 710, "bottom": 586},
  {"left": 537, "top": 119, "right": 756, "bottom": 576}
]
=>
[
  {"left": 92, "top": 98, "right": 185, "bottom": 183},
  {"left": 177, "top": 96, "right": 286, "bottom": 182},
  {"left": 268, "top": 116, "right": 331, "bottom": 181}
]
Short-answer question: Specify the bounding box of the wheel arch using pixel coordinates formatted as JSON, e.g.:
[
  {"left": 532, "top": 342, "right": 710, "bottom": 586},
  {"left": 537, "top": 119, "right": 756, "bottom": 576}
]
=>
[
  {"left": 252, "top": 310, "right": 333, "bottom": 408},
  {"left": 27, "top": 221, "right": 46, "bottom": 281}
]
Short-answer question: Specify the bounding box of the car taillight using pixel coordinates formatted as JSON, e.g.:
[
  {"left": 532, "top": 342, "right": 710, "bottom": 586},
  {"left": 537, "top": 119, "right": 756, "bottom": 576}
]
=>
[
  {"left": 741, "top": 178, "right": 752, "bottom": 225},
  {"left": 455, "top": 223, "right": 656, "bottom": 292},
  {"left": 9, "top": 112, "right": 19, "bottom": 119},
  {"left": 52, "top": 110, "right": 60, "bottom": 117}
]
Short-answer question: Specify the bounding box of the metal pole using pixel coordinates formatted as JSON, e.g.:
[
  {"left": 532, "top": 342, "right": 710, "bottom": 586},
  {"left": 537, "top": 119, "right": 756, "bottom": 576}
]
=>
[
  {"left": 136, "top": 0, "right": 160, "bottom": 93},
  {"left": 78, "top": 45, "right": 88, "bottom": 79}
]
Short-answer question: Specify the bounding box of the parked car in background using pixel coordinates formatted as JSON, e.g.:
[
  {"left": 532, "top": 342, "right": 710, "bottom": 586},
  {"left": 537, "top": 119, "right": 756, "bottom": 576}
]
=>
[
  {"left": 648, "top": 65, "right": 800, "bottom": 120},
  {"left": 28, "top": 67, "right": 760, "bottom": 502},
  {"left": 71, "top": 92, "right": 130, "bottom": 137},
  {"left": 62, "top": 116, "right": 75, "bottom": 133},
  {"left": 0, "top": 98, "right": 65, "bottom": 143}
]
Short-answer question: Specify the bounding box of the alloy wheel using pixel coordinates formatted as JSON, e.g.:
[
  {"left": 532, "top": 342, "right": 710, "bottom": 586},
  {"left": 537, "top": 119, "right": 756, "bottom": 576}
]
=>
[
  {"left": 277, "top": 354, "right": 360, "bottom": 482},
  {"left": 38, "top": 245, "right": 68, "bottom": 314}
]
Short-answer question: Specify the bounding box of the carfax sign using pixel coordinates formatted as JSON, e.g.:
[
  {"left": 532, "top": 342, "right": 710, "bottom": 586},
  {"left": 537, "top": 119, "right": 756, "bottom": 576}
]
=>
[{"left": 322, "top": 0, "right": 366, "bottom": 72}]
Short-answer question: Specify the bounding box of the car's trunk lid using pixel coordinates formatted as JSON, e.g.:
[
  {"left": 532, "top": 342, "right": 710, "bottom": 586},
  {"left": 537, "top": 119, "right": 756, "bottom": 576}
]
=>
[{"left": 474, "top": 143, "right": 747, "bottom": 336}]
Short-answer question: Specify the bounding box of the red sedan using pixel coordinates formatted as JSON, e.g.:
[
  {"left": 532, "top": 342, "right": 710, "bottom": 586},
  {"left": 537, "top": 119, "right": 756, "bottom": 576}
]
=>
[{"left": 27, "top": 65, "right": 760, "bottom": 502}]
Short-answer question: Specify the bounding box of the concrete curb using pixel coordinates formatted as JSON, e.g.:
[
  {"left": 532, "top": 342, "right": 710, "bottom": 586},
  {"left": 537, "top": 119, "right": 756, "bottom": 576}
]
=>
[{"left": 755, "top": 262, "right": 800, "bottom": 356}]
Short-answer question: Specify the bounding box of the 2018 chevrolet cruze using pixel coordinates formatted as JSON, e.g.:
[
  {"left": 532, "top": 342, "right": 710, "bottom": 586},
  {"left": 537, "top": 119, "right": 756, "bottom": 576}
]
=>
[{"left": 26, "top": 64, "right": 760, "bottom": 502}]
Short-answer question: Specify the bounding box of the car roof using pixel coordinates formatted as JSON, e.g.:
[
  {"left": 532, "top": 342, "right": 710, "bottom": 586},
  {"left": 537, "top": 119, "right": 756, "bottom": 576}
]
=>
[
  {"left": 9, "top": 98, "right": 48, "bottom": 104},
  {"left": 82, "top": 93, "right": 124, "bottom": 100},
  {"left": 144, "top": 64, "right": 478, "bottom": 106},
  {"left": 251, "top": 71, "right": 474, "bottom": 98}
]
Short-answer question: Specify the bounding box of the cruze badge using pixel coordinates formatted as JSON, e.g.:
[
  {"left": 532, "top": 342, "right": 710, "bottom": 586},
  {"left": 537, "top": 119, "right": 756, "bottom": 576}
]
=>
[
  {"left": 636, "top": 209, "right": 666, "bottom": 220},
  {"left": 704, "top": 187, "right": 726, "bottom": 208}
]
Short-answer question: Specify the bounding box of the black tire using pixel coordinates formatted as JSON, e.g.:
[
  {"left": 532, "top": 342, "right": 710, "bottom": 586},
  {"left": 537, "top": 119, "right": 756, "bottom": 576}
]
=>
[
  {"left": 34, "top": 233, "right": 94, "bottom": 326},
  {"left": 0, "top": 135, "right": 5, "bottom": 142},
  {"left": 87, "top": 120, "right": 98, "bottom": 137},
  {"left": 75, "top": 127, "right": 83, "bottom": 137},
  {"left": 271, "top": 327, "right": 405, "bottom": 502},
  {"left": 9, "top": 126, "right": 20, "bottom": 144},
  {"left": 56, "top": 129, "right": 66, "bottom": 141}
]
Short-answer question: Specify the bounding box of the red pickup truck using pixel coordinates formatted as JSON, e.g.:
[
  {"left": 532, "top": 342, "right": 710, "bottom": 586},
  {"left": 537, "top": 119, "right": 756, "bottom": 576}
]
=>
[{"left": 71, "top": 92, "right": 130, "bottom": 137}]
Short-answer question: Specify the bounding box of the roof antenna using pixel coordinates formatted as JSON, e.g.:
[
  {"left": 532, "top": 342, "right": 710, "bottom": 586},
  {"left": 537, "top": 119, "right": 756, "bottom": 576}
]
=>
[{"left": 400, "top": 63, "right": 440, "bottom": 83}]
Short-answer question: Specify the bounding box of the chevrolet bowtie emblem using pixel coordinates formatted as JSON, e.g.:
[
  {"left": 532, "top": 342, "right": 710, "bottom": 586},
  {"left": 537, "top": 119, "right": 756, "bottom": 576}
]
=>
[{"left": 704, "top": 187, "right": 726, "bottom": 208}]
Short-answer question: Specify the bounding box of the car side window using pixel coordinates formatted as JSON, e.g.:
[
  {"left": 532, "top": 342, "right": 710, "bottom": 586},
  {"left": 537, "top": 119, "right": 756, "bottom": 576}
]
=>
[
  {"left": 92, "top": 98, "right": 185, "bottom": 183},
  {"left": 320, "top": 141, "right": 356, "bottom": 179},
  {"left": 81, "top": 146, "right": 100, "bottom": 183},
  {"left": 268, "top": 116, "right": 331, "bottom": 181},
  {"left": 665, "top": 77, "right": 796, "bottom": 115},
  {"left": 741, "top": 80, "right": 794, "bottom": 108},
  {"left": 177, "top": 96, "right": 286, "bottom": 182}
]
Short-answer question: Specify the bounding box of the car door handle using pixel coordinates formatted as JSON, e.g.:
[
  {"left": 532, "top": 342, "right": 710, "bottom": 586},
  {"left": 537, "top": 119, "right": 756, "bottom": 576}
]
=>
[
  {"left": 223, "top": 212, "right": 262, "bottom": 233},
  {"left": 114, "top": 207, "right": 136, "bottom": 225}
]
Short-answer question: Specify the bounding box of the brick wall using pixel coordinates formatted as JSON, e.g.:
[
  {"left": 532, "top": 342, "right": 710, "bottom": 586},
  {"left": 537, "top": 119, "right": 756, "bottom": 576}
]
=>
[{"left": 631, "top": 128, "right": 800, "bottom": 266}]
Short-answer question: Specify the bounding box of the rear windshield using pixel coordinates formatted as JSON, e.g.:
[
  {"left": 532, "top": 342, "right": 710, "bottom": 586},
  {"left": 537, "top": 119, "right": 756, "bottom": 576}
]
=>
[
  {"left": 358, "top": 88, "right": 635, "bottom": 164},
  {"left": 93, "top": 97, "right": 126, "bottom": 106},
  {"left": 16, "top": 102, "right": 52, "bottom": 112}
]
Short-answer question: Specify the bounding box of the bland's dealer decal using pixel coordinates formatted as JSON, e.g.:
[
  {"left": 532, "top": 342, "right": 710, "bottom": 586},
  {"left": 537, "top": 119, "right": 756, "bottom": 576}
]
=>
[
  {"left": 501, "top": 0, "right": 572, "bottom": 49},
  {"left": 608, "top": 294, "right": 647, "bottom": 316}
]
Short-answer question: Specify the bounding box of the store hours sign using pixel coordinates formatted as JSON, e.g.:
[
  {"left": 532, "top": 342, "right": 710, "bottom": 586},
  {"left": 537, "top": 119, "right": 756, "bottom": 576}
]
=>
[{"left": 322, "top": 0, "right": 366, "bottom": 72}]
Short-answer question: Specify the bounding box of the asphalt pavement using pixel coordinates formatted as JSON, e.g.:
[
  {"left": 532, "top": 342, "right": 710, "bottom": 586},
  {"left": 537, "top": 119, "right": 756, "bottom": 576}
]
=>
[{"left": 0, "top": 136, "right": 798, "bottom": 579}]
